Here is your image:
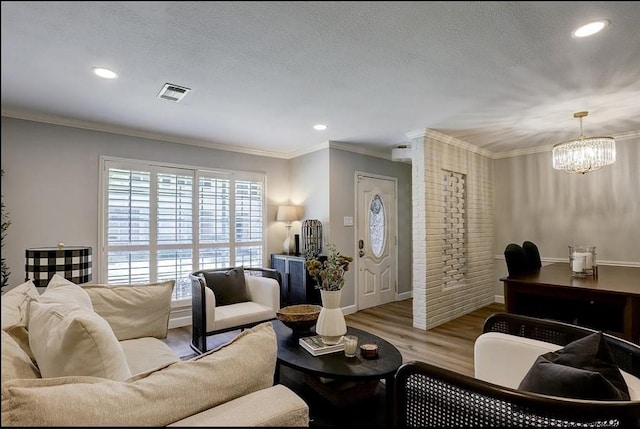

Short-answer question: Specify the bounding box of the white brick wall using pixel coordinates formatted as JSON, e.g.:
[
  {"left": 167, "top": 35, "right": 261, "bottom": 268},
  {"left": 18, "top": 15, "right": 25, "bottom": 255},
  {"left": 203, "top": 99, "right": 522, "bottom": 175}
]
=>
[
  {"left": 412, "top": 136, "right": 427, "bottom": 329},
  {"left": 410, "top": 130, "right": 495, "bottom": 330}
]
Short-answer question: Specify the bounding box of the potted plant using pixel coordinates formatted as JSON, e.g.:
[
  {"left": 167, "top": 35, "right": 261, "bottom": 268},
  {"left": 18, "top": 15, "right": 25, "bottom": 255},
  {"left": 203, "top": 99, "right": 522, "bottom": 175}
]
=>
[{"left": 305, "top": 243, "right": 353, "bottom": 344}]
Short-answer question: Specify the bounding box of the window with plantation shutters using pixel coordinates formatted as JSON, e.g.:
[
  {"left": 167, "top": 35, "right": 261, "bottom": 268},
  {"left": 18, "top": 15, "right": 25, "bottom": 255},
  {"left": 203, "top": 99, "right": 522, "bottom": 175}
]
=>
[{"left": 101, "top": 158, "right": 265, "bottom": 303}]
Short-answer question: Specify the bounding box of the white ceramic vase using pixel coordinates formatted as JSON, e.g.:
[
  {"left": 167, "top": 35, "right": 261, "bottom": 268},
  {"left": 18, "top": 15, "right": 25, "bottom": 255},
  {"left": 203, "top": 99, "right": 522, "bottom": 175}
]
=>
[{"left": 315, "top": 289, "right": 347, "bottom": 345}]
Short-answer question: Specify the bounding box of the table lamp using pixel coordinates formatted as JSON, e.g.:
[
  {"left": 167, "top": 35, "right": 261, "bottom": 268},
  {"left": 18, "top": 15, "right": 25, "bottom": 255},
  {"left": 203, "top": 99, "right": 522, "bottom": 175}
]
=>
[
  {"left": 276, "top": 205, "right": 299, "bottom": 255},
  {"left": 25, "top": 243, "right": 92, "bottom": 287}
]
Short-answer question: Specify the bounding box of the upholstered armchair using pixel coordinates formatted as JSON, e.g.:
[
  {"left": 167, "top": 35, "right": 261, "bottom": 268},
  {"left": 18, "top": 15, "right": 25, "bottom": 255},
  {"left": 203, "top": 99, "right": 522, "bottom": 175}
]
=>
[
  {"left": 394, "top": 313, "right": 640, "bottom": 427},
  {"left": 190, "top": 266, "right": 281, "bottom": 354}
]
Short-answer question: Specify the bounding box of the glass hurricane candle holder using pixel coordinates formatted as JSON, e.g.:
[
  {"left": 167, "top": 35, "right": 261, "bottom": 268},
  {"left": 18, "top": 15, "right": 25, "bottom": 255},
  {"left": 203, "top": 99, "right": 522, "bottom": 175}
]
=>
[{"left": 569, "top": 245, "right": 596, "bottom": 278}]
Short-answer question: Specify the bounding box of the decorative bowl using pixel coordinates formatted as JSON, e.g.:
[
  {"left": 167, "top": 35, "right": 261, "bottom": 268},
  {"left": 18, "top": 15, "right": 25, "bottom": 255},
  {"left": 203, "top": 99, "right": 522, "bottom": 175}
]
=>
[{"left": 276, "top": 304, "right": 322, "bottom": 334}]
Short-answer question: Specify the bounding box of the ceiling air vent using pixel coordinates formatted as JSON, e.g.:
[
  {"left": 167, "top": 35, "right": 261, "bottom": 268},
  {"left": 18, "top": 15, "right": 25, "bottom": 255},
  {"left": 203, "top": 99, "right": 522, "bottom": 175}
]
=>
[{"left": 157, "top": 83, "right": 191, "bottom": 102}]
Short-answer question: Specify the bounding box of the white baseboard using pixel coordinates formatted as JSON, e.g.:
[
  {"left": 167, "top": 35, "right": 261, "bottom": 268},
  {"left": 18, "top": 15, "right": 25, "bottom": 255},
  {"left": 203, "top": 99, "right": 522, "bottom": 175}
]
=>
[
  {"left": 168, "top": 315, "right": 191, "bottom": 329},
  {"left": 494, "top": 255, "right": 640, "bottom": 267},
  {"left": 397, "top": 290, "right": 412, "bottom": 300}
]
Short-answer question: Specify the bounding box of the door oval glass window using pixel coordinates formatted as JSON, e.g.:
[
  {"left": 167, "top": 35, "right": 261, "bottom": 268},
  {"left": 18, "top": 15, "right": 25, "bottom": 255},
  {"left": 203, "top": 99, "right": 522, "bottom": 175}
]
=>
[{"left": 369, "top": 195, "right": 385, "bottom": 257}]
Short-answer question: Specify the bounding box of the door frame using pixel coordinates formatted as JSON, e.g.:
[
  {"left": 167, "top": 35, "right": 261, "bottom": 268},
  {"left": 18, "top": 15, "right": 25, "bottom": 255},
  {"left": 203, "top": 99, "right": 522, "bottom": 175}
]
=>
[{"left": 354, "top": 171, "right": 399, "bottom": 311}]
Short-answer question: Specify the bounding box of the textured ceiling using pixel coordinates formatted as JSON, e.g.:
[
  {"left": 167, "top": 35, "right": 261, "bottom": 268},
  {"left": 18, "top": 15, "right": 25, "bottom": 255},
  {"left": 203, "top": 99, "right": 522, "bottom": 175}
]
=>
[{"left": 2, "top": 1, "right": 639, "bottom": 158}]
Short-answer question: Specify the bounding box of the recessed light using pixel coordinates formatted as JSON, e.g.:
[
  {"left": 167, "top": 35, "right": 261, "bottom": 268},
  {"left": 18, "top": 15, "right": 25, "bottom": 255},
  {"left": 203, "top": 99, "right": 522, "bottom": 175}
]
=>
[
  {"left": 313, "top": 124, "right": 327, "bottom": 131},
  {"left": 92, "top": 67, "right": 118, "bottom": 79},
  {"left": 572, "top": 20, "right": 609, "bottom": 38}
]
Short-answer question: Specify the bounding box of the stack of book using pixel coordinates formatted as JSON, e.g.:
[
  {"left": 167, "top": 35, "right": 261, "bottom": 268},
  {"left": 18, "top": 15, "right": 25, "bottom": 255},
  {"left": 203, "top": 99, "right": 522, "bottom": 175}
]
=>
[{"left": 299, "top": 335, "right": 344, "bottom": 356}]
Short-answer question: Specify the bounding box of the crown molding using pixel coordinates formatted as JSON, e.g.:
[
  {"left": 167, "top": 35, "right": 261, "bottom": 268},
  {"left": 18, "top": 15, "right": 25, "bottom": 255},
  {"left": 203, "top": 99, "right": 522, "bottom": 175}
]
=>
[
  {"left": 328, "top": 141, "right": 393, "bottom": 160},
  {"left": 492, "top": 144, "right": 554, "bottom": 159},
  {"left": 285, "top": 141, "right": 330, "bottom": 159},
  {"left": 5, "top": 108, "right": 638, "bottom": 161},
  {"left": 406, "top": 128, "right": 495, "bottom": 158},
  {"left": 612, "top": 129, "right": 640, "bottom": 141},
  {"left": 409, "top": 128, "right": 640, "bottom": 160},
  {"left": 493, "top": 129, "right": 640, "bottom": 159},
  {"left": 1, "top": 108, "right": 290, "bottom": 159}
]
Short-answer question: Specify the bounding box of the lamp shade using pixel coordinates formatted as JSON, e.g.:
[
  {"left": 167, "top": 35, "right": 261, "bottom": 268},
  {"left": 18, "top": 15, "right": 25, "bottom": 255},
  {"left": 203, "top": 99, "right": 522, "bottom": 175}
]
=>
[
  {"left": 25, "top": 246, "right": 92, "bottom": 287},
  {"left": 276, "top": 205, "right": 299, "bottom": 223}
]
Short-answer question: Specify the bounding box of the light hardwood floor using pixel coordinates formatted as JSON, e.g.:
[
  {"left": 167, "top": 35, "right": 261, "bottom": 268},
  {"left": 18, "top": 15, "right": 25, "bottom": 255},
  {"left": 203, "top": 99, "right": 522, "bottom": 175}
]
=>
[{"left": 164, "top": 299, "right": 505, "bottom": 376}]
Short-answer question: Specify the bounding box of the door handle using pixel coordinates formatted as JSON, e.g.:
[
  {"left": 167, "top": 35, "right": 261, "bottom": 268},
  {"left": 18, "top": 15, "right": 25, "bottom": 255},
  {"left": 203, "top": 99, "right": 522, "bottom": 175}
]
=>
[{"left": 358, "top": 239, "right": 364, "bottom": 249}]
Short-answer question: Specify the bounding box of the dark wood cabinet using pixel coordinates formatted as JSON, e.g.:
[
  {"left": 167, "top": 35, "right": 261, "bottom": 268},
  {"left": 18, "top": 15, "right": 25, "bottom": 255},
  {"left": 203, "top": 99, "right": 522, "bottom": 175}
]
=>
[{"left": 271, "top": 254, "right": 322, "bottom": 307}]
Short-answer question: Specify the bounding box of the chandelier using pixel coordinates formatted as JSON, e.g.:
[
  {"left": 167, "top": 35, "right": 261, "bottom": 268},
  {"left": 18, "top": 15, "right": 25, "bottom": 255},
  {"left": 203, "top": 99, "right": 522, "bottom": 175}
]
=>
[{"left": 552, "top": 111, "right": 616, "bottom": 174}]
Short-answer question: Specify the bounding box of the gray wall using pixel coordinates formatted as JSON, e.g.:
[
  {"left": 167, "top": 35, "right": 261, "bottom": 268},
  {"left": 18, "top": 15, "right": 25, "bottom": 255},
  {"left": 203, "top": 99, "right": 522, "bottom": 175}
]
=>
[
  {"left": 328, "top": 147, "right": 413, "bottom": 310},
  {"left": 493, "top": 138, "right": 640, "bottom": 297},
  {"left": 290, "top": 148, "right": 330, "bottom": 243},
  {"left": 1, "top": 117, "right": 412, "bottom": 316},
  {"left": 1, "top": 117, "right": 291, "bottom": 287}
]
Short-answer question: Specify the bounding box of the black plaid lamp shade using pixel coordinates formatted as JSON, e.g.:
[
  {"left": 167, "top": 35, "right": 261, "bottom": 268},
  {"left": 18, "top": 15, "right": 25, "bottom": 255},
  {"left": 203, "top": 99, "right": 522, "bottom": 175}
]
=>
[{"left": 25, "top": 246, "right": 92, "bottom": 288}]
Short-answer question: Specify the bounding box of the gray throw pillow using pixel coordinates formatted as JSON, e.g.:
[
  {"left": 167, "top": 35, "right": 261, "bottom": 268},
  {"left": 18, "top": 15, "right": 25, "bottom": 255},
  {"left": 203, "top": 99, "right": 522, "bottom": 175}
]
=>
[
  {"left": 203, "top": 267, "right": 248, "bottom": 307},
  {"left": 518, "top": 332, "right": 630, "bottom": 401}
]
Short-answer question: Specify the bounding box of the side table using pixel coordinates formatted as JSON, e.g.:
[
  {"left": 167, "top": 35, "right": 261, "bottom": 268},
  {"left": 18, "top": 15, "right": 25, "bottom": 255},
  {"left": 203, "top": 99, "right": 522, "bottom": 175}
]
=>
[{"left": 272, "top": 320, "right": 403, "bottom": 426}]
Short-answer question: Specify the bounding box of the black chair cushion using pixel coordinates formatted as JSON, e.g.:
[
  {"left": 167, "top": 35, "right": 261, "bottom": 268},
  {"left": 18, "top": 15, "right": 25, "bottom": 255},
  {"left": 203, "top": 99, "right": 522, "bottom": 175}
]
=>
[
  {"left": 202, "top": 266, "right": 249, "bottom": 307},
  {"left": 518, "top": 332, "right": 630, "bottom": 401},
  {"left": 504, "top": 243, "right": 529, "bottom": 277}
]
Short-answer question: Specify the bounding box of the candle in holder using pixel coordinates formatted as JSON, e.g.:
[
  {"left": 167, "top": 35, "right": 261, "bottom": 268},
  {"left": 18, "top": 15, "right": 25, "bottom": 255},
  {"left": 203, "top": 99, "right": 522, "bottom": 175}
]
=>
[
  {"left": 572, "top": 253, "right": 586, "bottom": 273},
  {"left": 569, "top": 245, "right": 596, "bottom": 278},
  {"left": 344, "top": 335, "right": 358, "bottom": 358},
  {"left": 360, "top": 343, "right": 379, "bottom": 359}
]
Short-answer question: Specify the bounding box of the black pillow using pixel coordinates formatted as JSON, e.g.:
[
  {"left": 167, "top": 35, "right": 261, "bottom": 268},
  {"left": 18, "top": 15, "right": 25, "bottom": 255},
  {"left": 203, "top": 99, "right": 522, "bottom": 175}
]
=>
[
  {"left": 518, "top": 332, "right": 630, "bottom": 401},
  {"left": 202, "top": 267, "right": 248, "bottom": 307}
]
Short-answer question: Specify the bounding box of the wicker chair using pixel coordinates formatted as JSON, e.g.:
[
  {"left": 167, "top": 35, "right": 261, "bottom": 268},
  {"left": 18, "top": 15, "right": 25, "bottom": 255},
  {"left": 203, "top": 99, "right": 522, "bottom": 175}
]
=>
[
  {"left": 393, "top": 313, "right": 640, "bottom": 428},
  {"left": 190, "top": 267, "right": 281, "bottom": 354}
]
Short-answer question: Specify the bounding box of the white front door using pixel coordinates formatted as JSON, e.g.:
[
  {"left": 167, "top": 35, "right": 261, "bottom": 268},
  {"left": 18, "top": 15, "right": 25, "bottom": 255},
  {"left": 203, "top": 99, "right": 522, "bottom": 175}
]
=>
[{"left": 356, "top": 173, "right": 397, "bottom": 310}]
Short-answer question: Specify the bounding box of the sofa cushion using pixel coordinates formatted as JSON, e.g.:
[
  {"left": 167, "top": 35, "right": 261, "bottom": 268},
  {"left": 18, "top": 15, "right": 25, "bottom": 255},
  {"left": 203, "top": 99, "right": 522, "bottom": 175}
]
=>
[
  {"left": 1, "top": 280, "right": 39, "bottom": 329},
  {"left": 203, "top": 266, "right": 249, "bottom": 306},
  {"left": 82, "top": 280, "right": 175, "bottom": 340},
  {"left": 119, "top": 337, "right": 180, "bottom": 376},
  {"left": 518, "top": 332, "right": 630, "bottom": 401},
  {"left": 28, "top": 301, "right": 131, "bottom": 381},
  {"left": 1, "top": 322, "right": 277, "bottom": 426},
  {"left": 168, "top": 384, "right": 309, "bottom": 427},
  {"left": 3, "top": 325, "right": 36, "bottom": 362},
  {"left": 1, "top": 330, "right": 40, "bottom": 384},
  {"left": 39, "top": 274, "right": 93, "bottom": 310}
]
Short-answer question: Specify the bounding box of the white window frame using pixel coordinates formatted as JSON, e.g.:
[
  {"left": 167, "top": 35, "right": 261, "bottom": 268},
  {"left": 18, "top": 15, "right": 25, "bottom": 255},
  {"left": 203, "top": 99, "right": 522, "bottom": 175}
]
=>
[{"left": 98, "top": 156, "right": 266, "bottom": 306}]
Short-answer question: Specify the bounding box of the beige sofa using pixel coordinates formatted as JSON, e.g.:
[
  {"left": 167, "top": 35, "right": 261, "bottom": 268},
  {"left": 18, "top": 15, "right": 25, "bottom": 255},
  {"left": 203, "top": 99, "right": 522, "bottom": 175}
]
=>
[{"left": 1, "top": 276, "right": 309, "bottom": 426}]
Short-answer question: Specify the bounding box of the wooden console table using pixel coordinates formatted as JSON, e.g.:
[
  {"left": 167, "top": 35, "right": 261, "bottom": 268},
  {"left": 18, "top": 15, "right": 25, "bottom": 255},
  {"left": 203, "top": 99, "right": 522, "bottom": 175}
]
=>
[{"left": 500, "top": 263, "right": 640, "bottom": 344}]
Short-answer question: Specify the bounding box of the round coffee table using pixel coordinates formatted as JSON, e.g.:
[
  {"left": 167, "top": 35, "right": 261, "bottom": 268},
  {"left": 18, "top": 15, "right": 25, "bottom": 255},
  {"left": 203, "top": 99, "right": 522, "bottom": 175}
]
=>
[{"left": 272, "top": 319, "right": 402, "bottom": 425}]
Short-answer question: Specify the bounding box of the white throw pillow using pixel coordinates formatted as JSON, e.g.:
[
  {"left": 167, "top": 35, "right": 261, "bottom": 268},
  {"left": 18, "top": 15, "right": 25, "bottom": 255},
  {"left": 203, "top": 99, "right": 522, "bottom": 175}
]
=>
[
  {"left": 28, "top": 301, "right": 131, "bottom": 381},
  {"left": 39, "top": 274, "right": 93, "bottom": 310},
  {"left": 1, "top": 280, "right": 39, "bottom": 329},
  {"left": 82, "top": 280, "right": 175, "bottom": 340}
]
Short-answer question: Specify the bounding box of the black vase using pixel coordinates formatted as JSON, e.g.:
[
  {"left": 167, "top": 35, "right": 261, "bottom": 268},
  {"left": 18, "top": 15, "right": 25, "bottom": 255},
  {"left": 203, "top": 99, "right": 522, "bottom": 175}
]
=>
[{"left": 294, "top": 234, "right": 300, "bottom": 256}]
